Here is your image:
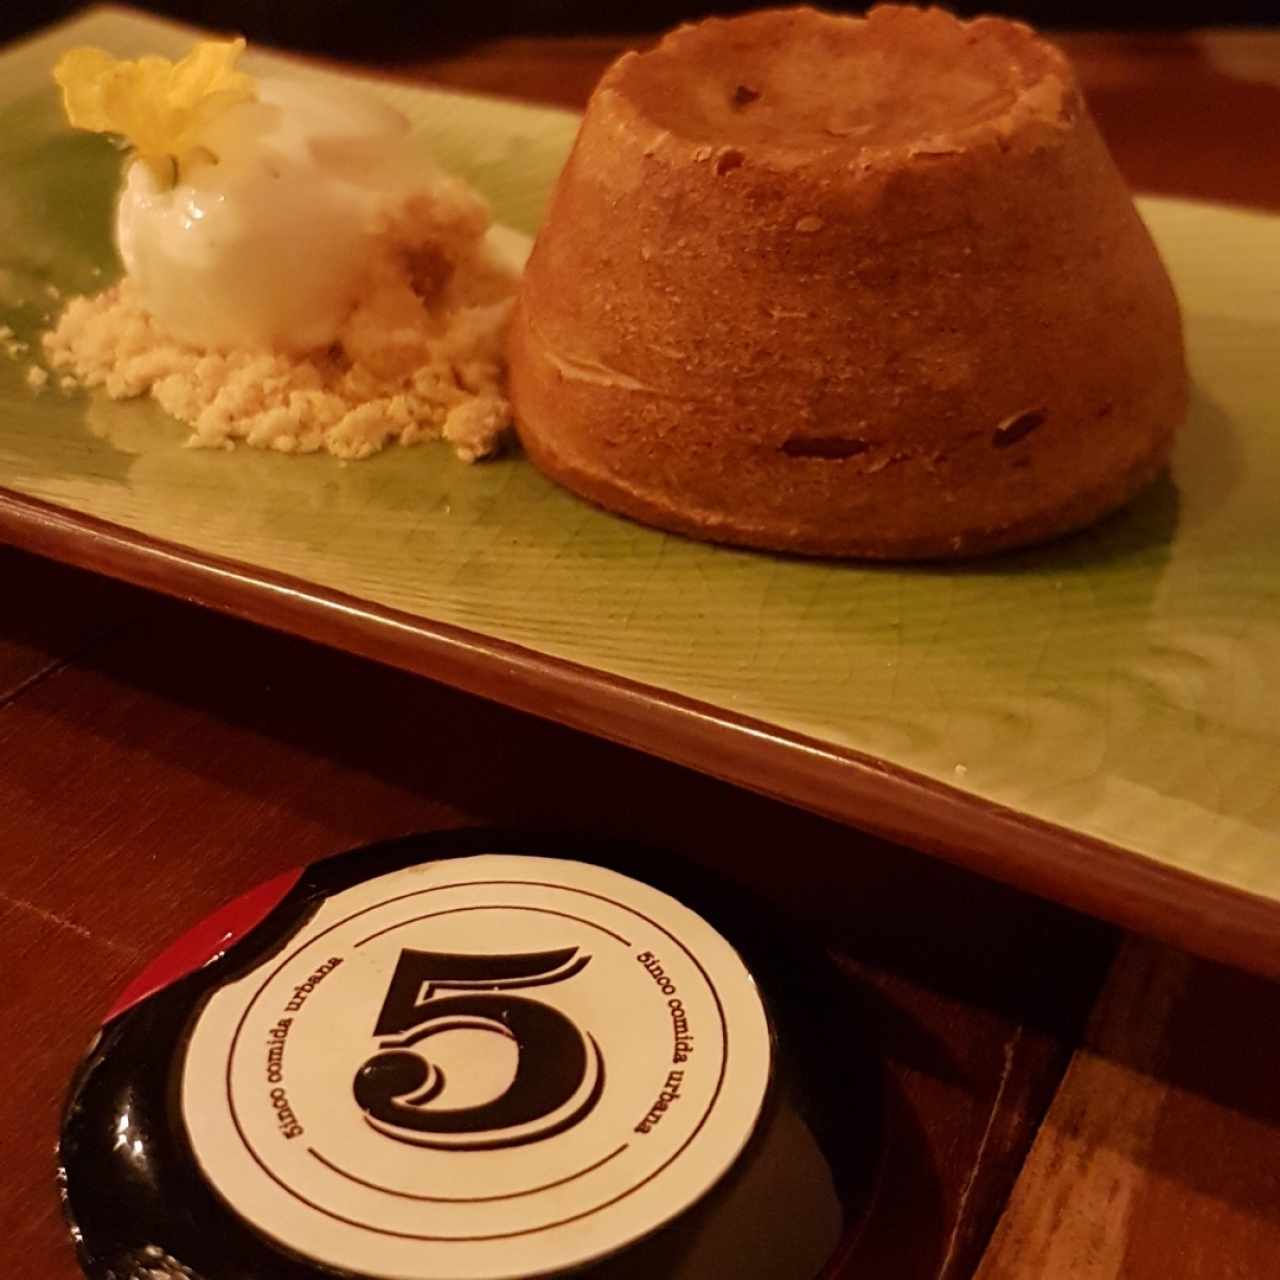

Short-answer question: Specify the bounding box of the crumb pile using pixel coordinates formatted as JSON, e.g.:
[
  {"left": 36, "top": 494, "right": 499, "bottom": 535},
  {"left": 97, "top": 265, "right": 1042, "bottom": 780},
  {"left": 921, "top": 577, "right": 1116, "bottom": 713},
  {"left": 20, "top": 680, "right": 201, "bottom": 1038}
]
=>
[
  {"left": 43, "top": 180, "right": 519, "bottom": 461},
  {"left": 1, "top": 324, "right": 30, "bottom": 362}
]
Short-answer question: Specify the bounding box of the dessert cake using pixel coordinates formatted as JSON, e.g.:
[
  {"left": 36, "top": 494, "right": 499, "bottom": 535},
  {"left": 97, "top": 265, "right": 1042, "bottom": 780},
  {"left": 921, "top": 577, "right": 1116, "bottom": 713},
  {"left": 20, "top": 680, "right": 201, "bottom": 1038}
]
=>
[{"left": 509, "top": 4, "right": 1188, "bottom": 557}]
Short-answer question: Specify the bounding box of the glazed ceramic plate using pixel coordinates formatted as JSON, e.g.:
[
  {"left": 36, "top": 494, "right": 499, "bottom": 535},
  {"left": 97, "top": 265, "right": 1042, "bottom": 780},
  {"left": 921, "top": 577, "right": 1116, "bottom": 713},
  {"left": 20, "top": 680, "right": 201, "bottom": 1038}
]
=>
[{"left": 4, "top": 9, "right": 1280, "bottom": 973}]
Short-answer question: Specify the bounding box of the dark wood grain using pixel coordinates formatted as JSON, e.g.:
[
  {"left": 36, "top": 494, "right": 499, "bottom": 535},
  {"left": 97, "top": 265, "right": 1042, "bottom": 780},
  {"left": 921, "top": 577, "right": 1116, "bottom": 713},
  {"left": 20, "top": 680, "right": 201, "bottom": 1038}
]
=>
[
  {"left": 978, "top": 939, "right": 1280, "bottom": 1278},
  {"left": 0, "top": 549, "right": 141, "bottom": 700},
  {"left": 0, "top": 903, "right": 140, "bottom": 1272},
  {"left": 1064, "top": 32, "right": 1280, "bottom": 213},
  {"left": 0, "top": 545, "right": 1112, "bottom": 1280}
]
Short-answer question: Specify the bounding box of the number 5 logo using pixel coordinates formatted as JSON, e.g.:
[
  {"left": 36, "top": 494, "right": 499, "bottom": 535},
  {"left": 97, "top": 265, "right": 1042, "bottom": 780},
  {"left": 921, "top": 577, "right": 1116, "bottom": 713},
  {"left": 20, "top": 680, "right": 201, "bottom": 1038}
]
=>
[{"left": 353, "top": 947, "right": 604, "bottom": 1151}]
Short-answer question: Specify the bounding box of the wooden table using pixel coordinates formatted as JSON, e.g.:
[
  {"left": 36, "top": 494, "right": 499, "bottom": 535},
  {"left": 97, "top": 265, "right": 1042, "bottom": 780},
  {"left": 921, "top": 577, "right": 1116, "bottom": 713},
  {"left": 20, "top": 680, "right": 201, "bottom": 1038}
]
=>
[{"left": 3, "top": 25, "right": 1279, "bottom": 1280}]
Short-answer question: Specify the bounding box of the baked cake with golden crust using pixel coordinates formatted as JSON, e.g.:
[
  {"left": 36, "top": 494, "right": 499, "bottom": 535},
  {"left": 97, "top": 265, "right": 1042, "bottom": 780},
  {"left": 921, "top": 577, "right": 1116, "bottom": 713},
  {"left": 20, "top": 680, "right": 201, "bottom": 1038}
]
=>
[{"left": 508, "top": 4, "right": 1188, "bottom": 558}]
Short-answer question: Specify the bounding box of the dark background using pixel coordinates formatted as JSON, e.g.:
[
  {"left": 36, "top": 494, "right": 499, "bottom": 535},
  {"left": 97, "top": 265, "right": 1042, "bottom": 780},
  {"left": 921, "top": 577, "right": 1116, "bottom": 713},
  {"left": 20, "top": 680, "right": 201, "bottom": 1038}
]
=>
[{"left": 5, "top": 0, "right": 1280, "bottom": 55}]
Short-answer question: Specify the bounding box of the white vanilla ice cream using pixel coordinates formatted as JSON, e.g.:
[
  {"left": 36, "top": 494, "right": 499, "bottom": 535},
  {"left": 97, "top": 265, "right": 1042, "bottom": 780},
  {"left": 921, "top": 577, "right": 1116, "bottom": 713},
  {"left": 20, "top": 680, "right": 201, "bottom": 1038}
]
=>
[{"left": 115, "top": 77, "right": 434, "bottom": 352}]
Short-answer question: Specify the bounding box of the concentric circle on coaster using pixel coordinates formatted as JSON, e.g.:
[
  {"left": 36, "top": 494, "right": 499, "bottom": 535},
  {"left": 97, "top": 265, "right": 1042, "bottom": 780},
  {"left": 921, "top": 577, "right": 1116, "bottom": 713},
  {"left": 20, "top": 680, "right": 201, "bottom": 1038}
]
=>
[
  {"left": 58, "top": 832, "right": 882, "bottom": 1280},
  {"left": 181, "top": 855, "right": 771, "bottom": 1278}
]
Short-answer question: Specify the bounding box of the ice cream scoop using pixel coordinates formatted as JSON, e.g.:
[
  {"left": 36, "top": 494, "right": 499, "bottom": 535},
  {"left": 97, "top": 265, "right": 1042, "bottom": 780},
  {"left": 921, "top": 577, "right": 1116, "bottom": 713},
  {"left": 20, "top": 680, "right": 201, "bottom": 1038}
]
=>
[{"left": 115, "top": 75, "right": 434, "bottom": 352}]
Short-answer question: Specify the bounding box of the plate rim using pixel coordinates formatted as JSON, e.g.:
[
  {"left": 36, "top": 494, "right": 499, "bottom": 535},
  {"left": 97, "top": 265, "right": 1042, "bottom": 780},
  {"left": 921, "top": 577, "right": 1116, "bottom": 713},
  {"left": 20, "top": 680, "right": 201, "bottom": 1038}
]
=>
[{"left": 5, "top": 481, "right": 1280, "bottom": 978}]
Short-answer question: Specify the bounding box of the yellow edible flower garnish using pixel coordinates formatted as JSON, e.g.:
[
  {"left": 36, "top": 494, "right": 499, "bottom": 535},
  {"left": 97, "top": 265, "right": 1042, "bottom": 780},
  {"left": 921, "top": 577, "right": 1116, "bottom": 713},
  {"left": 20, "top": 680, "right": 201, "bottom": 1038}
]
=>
[{"left": 53, "top": 39, "right": 255, "bottom": 184}]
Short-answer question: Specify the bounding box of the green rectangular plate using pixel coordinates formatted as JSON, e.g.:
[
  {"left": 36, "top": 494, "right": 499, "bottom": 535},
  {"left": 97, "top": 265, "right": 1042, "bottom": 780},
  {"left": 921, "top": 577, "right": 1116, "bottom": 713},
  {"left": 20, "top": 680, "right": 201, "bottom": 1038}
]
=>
[{"left": 5, "top": 8, "right": 1280, "bottom": 973}]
